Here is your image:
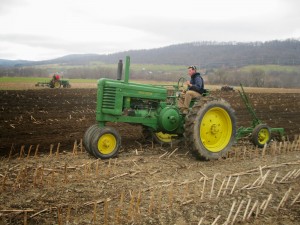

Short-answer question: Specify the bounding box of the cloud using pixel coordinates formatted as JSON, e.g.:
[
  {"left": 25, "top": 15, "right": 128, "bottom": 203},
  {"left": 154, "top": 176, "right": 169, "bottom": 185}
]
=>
[
  {"left": 0, "top": 0, "right": 300, "bottom": 60},
  {"left": 0, "top": 0, "right": 25, "bottom": 14}
]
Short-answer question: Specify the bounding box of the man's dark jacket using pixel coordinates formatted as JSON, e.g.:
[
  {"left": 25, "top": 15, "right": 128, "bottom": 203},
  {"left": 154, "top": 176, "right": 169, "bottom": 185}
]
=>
[{"left": 188, "top": 72, "right": 204, "bottom": 94}]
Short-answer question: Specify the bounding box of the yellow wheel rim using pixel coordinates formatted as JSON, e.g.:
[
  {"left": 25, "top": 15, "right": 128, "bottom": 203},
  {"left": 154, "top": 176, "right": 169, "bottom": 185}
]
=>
[
  {"left": 257, "top": 128, "right": 270, "bottom": 145},
  {"left": 155, "top": 132, "right": 177, "bottom": 143},
  {"left": 200, "top": 107, "right": 232, "bottom": 152},
  {"left": 54, "top": 81, "right": 60, "bottom": 88},
  {"left": 97, "top": 134, "right": 117, "bottom": 154}
]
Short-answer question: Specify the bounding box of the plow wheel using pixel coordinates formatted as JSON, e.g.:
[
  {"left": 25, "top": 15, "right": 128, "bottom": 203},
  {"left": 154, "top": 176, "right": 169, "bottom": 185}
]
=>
[
  {"left": 252, "top": 124, "right": 271, "bottom": 148},
  {"left": 90, "top": 126, "right": 121, "bottom": 159},
  {"left": 184, "top": 97, "right": 236, "bottom": 159}
]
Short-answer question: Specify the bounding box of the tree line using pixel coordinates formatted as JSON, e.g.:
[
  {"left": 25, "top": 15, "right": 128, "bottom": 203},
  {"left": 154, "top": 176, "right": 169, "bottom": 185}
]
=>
[
  {"left": 207, "top": 68, "right": 300, "bottom": 88},
  {"left": 1, "top": 65, "right": 299, "bottom": 88}
]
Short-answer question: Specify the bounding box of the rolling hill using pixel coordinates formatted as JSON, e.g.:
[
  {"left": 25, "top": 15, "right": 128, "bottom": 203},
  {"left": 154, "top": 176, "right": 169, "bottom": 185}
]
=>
[{"left": 1, "top": 39, "right": 300, "bottom": 69}]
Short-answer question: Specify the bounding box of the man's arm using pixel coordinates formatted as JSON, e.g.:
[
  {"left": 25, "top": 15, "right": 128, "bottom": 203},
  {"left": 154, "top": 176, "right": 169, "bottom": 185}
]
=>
[{"left": 193, "top": 76, "right": 203, "bottom": 89}]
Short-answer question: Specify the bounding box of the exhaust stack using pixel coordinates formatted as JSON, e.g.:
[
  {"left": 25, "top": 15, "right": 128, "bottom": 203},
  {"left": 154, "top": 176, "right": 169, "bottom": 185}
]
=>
[{"left": 117, "top": 59, "right": 123, "bottom": 80}]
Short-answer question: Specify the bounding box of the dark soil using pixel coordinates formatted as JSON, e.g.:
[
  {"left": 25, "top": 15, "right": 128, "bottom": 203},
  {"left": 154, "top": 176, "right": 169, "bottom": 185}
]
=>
[{"left": 0, "top": 88, "right": 299, "bottom": 224}]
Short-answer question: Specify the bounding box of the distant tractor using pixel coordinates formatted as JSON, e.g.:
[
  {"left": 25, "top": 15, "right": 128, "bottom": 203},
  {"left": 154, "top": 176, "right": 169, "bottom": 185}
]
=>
[
  {"left": 83, "top": 56, "right": 237, "bottom": 160},
  {"left": 35, "top": 74, "right": 71, "bottom": 88}
]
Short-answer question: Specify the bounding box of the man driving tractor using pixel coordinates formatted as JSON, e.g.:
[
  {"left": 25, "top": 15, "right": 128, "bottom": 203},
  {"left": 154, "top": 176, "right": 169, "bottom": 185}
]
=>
[
  {"left": 178, "top": 65, "right": 205, "bottom": 114},
  {"left": 52, "top": 73, "right": 60, "bottom": 81}
]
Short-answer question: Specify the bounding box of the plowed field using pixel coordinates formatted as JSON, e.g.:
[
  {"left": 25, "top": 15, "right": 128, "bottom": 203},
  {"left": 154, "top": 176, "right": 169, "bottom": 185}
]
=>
[{"left": 0, "top": 88, "right": 299, "bottom": 225}]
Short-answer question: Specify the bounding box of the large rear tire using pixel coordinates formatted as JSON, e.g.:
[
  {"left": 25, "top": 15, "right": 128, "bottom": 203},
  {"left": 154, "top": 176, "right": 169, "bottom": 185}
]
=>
[
  {"left": 54, "top": 80, "right": 61, "bottom": 88},
  {"left": 50, "top": 80, "right": 61, "bottom": 88},
  {"left": 90, "top": 126, "right": 121, "bottom": 159},
  {"left": 184, "top": 97, "right": 236, "bottom": 159}
]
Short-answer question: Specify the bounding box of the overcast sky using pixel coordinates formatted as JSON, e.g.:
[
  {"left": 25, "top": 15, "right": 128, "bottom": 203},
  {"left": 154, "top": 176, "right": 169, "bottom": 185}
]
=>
[{"left": 0, "top": 0, "right": 299, "bottom": 60}]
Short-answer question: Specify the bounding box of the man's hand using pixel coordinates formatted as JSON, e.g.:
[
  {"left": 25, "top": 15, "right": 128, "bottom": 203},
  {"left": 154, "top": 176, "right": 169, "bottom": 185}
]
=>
[{"left": 186, "top": 80, "right": 192, "bottom": 87}]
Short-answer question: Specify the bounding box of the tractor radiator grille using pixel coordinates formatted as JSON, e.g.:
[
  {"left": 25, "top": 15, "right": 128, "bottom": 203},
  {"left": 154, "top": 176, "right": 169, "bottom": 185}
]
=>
[{"left": 102, "top": 87, "right": 116, "bottom": 109}]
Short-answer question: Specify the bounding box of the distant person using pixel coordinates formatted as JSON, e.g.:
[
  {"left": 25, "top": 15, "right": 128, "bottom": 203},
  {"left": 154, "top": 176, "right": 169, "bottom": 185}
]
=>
[
  {"left": 53, "top": 74, "right": 60, "bottom": 80},
  {"left": 178, "top": 65, "right": 204, "bottom": 114}
]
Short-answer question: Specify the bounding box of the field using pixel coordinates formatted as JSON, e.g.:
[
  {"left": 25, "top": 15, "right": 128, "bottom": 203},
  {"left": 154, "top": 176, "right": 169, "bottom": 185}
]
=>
[{"left": 0, "top": 84, "right": 300, "bottom": 224}]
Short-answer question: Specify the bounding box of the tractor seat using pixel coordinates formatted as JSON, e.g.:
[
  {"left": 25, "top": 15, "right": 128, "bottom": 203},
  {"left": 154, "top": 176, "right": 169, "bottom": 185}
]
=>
[
  {"left": 190, "top": 89, "right": 210, "bottom": 105},
  {"left": 201, "top": 89, "right": 210, "bottom": 97}
]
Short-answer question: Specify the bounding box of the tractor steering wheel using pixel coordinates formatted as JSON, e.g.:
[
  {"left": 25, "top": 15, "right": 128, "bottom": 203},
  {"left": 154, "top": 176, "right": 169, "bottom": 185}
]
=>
[{"left": 177, "top": 77, "right": 188, "bottom": 92}]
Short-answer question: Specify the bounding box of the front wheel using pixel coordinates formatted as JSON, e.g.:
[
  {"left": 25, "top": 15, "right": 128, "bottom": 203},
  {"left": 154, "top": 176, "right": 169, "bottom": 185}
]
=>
[
  {"left": 90, "top": 126, "right": 121, "bottom": 159},
  {"left": 252, "top": 124, "right": 271, "bottom": 148},
  {"left": 63, "top": 83, "right": 71, "bottom": 88},
  {"left": 83, "top": 124, "right": 100, "bottom": 156},
  {"left": 184, "top": 98, "right": 236, "bottom": 159}
]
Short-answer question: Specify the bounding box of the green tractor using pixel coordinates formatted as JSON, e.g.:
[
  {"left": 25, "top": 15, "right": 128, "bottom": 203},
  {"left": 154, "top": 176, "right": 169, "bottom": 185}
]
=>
[{"left": 84, "top": 56, "right": 237, "bottom": 160}]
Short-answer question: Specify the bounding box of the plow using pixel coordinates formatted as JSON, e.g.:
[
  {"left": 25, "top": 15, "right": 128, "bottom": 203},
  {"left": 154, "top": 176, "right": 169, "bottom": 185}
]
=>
[{"left": 236, "top": 84, "right": 285, "bottom": 147}]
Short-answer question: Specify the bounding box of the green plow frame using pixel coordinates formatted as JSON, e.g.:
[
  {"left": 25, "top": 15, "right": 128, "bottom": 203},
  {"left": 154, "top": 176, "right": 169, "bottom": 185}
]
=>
[{"left": 236, "top": 84, "right": 284, "bottom": 141}]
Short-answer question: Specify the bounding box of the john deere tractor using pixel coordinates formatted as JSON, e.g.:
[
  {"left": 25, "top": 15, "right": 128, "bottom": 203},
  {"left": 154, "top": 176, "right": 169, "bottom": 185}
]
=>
[{"left": 84, "top": 56, "right": 236, "bottom": 160}]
